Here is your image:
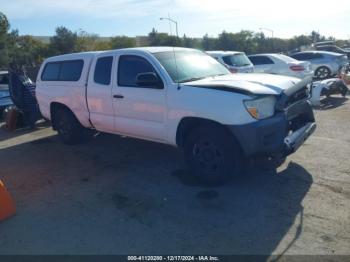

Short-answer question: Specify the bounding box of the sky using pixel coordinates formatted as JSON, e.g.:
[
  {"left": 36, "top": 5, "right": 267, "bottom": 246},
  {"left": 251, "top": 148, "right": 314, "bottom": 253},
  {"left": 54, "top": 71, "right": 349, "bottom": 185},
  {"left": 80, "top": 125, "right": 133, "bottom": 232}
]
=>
[{"left": 1, "top": 0, "right": 350, "bottom": 39}]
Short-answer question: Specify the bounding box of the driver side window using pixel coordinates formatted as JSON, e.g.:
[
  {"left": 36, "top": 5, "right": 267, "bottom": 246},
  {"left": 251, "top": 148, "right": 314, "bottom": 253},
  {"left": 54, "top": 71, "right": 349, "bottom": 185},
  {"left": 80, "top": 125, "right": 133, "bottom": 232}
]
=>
[{"left": 118, "top": 55, "right": 162, "bottom": 88}]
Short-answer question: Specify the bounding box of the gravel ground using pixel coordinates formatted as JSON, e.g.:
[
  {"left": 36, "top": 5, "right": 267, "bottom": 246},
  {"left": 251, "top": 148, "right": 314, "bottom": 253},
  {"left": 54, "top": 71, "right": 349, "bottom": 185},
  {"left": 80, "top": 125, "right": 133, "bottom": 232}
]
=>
[{"left": 0, "top": 95, "right": 349, "bottom": 256}]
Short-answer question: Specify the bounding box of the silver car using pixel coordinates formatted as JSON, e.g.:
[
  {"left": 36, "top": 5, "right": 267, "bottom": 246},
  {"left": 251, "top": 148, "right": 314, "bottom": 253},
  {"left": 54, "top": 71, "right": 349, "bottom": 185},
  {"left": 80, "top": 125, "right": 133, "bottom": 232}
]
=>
[
  {"left": 290, "top": 51, "right": 348, "bottom": 79},
  {"left": 248, "top": 53, "right": 313, "bottom": 79},
  {"left": 206, "top": 51, "right": 254, "bottom": 73}
]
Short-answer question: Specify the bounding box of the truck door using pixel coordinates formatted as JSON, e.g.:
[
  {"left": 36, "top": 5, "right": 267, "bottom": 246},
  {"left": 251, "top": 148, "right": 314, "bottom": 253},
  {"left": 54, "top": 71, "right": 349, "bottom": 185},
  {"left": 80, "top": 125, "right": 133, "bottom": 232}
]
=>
[
  {"left": 87, "top": 55, "right": 115, "bottom": 133},
  {"left": 112, "top": 54, "right": 166, "bottom": 142}
]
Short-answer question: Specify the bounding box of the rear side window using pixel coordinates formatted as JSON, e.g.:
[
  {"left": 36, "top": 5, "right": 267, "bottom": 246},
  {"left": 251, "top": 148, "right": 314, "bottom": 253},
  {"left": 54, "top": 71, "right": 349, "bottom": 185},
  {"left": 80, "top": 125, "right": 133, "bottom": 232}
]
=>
[
  {"left": 59, "top": 60, "right": 84, "bottom": 81},
  {"left": 94, "top": 56, "right": 113, "bottom": 85},
  {"left": 291, "top": 53, "right": 312, "bottom": 60},
  {"left": 41, "top": 63, "right": 61, "bottom": 81},
  {"left": 118, "top": 55, "right": 156, "bottom": 87},
  {"left": 41, "top": 60, "right": 84, "bottom": 81},
  {"left": 312, "top": 53, "right": 323, "bottom": 59},
  {"left": 249, "top": 56, "right": 274, "bottom": 65}
]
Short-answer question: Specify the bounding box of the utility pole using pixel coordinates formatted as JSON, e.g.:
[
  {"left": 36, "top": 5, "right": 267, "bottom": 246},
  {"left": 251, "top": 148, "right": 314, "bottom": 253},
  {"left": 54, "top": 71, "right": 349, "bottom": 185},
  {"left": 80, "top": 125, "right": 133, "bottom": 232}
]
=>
[{"left": 160, "top": 15, "right": 179, "bottom": 39}]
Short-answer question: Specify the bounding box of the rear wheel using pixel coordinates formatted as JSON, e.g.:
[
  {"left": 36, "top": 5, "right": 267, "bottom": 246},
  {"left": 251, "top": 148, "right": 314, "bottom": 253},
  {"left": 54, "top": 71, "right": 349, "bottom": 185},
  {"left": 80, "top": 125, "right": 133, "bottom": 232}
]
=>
[
  {"left": 184, "top": 124, "right": 242, "bottom": 185},
  {"left": 54, "top": 108, "right": 86, "bottom": 145},
  {"left": 315, "top": 66, "right": 331, "bottom": 79}
]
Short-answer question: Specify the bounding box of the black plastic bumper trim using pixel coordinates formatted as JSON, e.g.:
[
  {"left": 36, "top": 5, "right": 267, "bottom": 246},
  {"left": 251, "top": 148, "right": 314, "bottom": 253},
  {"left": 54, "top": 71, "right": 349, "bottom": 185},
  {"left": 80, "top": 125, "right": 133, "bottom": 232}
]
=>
[{"left": 227, "top": 100, "right": 316, "bottom": 157}]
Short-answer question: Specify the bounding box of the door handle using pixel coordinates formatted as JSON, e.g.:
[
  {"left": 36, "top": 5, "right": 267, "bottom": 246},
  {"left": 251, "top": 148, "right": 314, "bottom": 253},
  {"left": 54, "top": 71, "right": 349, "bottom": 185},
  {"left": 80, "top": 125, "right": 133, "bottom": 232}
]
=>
[{"left": 113, "top": 94, "right": 124, "bottom": 99}]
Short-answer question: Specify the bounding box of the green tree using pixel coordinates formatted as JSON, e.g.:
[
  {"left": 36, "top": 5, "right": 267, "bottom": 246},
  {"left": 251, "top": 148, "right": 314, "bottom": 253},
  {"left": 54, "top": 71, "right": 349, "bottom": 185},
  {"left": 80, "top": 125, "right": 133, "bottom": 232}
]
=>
[
  {"left": 148, "top": 28, "right": 180, "bottom": 46},
  {"left": 49, "top": 26, "right": 77, "bottom": 55},
  {"left": 201, "top": 34, "right": 217, "bottom": 50},
  {"left": 217, "top": 31, "right": 234, "bottom": 50},
  {"left": 215, "top": 30, "right": 256, "bottom": 53},
  {"left": 310, "top": 31, "right": 325, "bottom": 43},
  {"left": 286, "top": 35, "right": 312, "bottom": 53},
  {"left": 94, "top": 40, "right": 113, "bottom": 51},
  {"left": 76, "top": 30, "right": 100, "bottom": 51},
  {"left": 9, "top": 34, "right": 47, "bottom": 67},
  {"left": 181, "top": 34, "right": 199, "bottom": 48},
  {"left": 110, "top": 36, "right": 136, "bottom": 49},
  {"left": 0, "top": 12, "right": 10, "bottom": 69}
]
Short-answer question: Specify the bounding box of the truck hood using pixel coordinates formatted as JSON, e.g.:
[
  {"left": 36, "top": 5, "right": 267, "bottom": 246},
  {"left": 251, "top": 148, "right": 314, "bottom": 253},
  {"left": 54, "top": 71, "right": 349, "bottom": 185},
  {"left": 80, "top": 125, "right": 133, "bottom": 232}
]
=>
[{"left": 182, "top": 73, "right": 310, "bottom": 95}]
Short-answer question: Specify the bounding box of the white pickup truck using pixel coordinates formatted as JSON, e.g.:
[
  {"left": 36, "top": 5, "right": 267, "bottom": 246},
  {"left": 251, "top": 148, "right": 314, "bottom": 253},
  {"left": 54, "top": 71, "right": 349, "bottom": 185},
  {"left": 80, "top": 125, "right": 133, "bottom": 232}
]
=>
[{"left": 36, "top": 47, "right": 316, "bottom": 184}]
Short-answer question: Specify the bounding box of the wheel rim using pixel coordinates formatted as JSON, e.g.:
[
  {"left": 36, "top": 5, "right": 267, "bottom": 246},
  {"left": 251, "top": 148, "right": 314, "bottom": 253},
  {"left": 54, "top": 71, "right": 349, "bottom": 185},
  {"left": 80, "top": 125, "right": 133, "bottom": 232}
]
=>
[
  {"left": 192, "top": 139, "right": 224, "bottom": 175},
  {"left": 316, "top": 67, "right": 329, "bottom": 79}
]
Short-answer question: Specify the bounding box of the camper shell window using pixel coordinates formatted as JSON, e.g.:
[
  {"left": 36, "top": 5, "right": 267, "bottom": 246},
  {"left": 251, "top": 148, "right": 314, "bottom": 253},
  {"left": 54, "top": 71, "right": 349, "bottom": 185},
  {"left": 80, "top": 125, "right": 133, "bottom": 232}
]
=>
[{"left": 41, "top": 60, "right": 84, "bottom": 81}]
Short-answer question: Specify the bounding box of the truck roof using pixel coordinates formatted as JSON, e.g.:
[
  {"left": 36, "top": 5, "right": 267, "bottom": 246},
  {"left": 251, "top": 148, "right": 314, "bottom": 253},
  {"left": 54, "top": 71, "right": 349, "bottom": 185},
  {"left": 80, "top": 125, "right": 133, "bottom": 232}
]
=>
[
  {"left": 45, "top": 47, "right": 197, "bottom": 62},
  {"left": 126, "top": 46, "right": 195, "bottom": 53}
]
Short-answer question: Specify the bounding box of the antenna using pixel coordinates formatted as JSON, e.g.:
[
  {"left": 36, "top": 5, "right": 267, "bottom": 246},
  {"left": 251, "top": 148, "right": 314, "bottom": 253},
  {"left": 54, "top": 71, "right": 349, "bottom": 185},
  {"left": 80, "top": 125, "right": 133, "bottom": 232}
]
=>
[
  {"left": 160, "top": 14, "right": 181, "bottom": 90},
  {"left": 167, "top": 13, "right": 172, "bottom": 36},
  {"left": 172, "top": 46, "right": 180, "bottom": 90}
]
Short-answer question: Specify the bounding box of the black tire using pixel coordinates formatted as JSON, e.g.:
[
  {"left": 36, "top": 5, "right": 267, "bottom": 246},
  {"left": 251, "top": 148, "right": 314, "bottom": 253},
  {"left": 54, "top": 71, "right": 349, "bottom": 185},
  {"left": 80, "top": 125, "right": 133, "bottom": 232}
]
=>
[
  {"left": 54, "top": 108, "right": 85, "bottom": 145},
  {"left": 315, "top": 66, "right": 331, "bottom": 80},
  {"left": 184, "top": 124, "right": 242, "bottom": 185}
]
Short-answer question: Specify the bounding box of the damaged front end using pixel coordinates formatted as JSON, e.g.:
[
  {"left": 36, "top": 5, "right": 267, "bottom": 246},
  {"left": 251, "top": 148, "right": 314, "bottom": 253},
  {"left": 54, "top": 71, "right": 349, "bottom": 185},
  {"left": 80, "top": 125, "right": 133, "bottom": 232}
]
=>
[{"left": 228, "top": 76, "right": 316, "bottom": 164}]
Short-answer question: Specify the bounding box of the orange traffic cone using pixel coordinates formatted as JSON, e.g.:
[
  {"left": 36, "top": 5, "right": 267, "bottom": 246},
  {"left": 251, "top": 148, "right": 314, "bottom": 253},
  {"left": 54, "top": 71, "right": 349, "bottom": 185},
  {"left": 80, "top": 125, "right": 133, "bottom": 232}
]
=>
[
  {"left": 5, "top": 107, "right": 18, "bottom": 131},
  {"left": 0, "top": 180, "right": 16, "bottom": 221}
]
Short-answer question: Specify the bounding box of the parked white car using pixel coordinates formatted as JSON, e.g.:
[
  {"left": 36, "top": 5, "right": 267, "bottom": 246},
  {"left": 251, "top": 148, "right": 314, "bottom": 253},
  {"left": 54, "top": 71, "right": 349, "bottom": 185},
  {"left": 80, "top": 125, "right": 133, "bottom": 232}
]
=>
[
  {"left": 36, "top": 47, "right": 316, "bottom": 184},
  {"left": 206, "top": 51, "right": 254, "bottom": 73},
  {"left": 248, "top": 53, "right": 313, "bottom": 79}
]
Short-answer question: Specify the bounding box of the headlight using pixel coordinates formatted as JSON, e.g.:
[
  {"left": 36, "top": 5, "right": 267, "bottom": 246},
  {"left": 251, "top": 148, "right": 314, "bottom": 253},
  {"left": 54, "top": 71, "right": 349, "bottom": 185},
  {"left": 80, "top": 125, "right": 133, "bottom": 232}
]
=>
[{"left": 243, "top": 96, "right": 276, "bottom": 119}]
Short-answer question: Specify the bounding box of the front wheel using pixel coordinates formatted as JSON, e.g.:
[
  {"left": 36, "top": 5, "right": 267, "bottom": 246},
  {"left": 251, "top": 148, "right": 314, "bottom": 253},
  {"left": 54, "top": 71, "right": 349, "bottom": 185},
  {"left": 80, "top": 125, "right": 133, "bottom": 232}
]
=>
[
  {"left": 184, "top": 124, "right": 242, "bottom": 185},
  {"left": 315, "top": 66, "right": 331, "bottom": 80}
]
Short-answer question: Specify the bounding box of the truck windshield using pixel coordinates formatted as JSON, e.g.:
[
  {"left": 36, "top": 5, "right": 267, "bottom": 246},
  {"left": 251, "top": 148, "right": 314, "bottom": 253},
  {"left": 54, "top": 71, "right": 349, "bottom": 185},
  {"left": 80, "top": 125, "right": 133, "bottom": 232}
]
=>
[{"left": 153, "top": 50, "right": 230, "bottom": 83}]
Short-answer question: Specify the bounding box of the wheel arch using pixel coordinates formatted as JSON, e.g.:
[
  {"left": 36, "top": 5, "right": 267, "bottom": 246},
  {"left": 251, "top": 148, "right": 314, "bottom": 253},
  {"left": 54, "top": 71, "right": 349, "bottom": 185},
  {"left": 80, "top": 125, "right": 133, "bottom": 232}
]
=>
[
  {"left": 314, "top": 65, "right": 332, "bottom": 78},
  {"left": 175, "top": 117, "right": 239, "bottom": 148},
  {"left": 50, "top": 102, "right": 80, "bottom": 130}
]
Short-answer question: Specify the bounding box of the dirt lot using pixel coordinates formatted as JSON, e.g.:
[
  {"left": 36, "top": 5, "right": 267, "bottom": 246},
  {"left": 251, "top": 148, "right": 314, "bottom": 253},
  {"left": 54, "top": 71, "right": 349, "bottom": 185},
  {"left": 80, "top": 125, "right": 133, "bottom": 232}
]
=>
[{"left": 0, "top": 96, "right": 349, "bottom": 256}]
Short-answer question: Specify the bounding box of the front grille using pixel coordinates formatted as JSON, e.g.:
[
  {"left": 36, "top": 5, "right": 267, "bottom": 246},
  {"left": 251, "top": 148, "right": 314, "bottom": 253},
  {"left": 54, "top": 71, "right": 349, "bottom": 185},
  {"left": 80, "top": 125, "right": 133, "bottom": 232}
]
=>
[{"left": 285, "top": 85, "right": 309, "bottom": 107}]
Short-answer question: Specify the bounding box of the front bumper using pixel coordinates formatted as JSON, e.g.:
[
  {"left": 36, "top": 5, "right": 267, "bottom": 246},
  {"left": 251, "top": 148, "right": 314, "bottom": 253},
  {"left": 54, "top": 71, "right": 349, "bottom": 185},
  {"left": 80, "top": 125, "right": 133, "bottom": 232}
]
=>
[
  {"left": 228, "top": 99, "right": 316, "bottom": 157},
  {"left": 284, "top": 121, "right": 316, "bottom": 155}
]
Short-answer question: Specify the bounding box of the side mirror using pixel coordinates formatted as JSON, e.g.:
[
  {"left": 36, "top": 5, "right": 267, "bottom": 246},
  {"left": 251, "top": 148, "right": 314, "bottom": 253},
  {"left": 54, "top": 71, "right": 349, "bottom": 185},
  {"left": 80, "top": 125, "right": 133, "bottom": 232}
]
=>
[{"left": 135, "top": 72, "right": 163, "bottom": 88}]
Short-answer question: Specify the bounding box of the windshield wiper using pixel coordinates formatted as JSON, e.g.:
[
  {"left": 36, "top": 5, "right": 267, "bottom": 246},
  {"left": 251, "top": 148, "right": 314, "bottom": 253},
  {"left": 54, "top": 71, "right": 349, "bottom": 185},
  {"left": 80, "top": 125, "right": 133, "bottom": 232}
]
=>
[
  {"left": 211, "top": 73, "right": 226, "bottom": 77},
  {"left": 179, "top": 77, "right": 207, "bottom": 83}
]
